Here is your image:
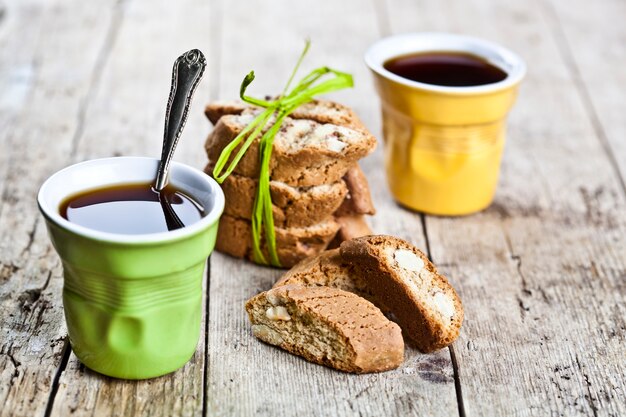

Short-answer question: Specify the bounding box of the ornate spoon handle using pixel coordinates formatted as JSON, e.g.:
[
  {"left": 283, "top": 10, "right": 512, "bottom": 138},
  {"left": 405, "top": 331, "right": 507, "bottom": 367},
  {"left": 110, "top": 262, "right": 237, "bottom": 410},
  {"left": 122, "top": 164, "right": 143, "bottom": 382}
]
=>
[{"left": 155, "top": 49, "right": 206, "bottom": 191}]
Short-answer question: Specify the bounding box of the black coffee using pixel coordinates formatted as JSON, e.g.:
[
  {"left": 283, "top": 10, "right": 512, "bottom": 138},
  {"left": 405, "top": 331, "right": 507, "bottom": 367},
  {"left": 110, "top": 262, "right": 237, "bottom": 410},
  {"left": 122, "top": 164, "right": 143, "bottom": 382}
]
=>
[
  {"left": 384, "top": 52, "right": 507, "bottom": 87},
  {"left": 60, "top": 183, "right": 204, "bottom": 234}
]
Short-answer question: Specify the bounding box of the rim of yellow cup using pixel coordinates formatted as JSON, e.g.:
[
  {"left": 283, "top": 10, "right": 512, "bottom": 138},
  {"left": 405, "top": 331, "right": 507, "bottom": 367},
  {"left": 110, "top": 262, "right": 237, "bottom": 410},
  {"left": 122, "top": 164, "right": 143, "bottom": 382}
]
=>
[{"left": 364, "top": 32, "right": 526, "bottom": 95}]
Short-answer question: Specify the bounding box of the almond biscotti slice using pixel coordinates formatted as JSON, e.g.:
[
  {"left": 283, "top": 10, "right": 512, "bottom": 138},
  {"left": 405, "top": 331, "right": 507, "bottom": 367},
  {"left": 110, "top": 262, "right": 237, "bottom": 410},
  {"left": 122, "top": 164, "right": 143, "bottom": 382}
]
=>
[
  {"left": 216, "top": 214, "right": 340, "bottom": 268},
  {"left": 205, "top": 114, "right": 377, "bottom": 187},
  {"left": 335, "top": 165, "right": 376, "bottom": 216},
  {"left": 273, "top": 248, "right": 371, "bottom": 299},
  {"left": 204, "top": 164, "right": 348, "bottom": 228},
  {"left": 205, "top": 99, "right": 366, "bottom": 131},
  {"left": 340, "top": 235, "right": 464, "bottom": 352},
  {"left": 245, "top": 285, "right": 404, "bottom": 373}
]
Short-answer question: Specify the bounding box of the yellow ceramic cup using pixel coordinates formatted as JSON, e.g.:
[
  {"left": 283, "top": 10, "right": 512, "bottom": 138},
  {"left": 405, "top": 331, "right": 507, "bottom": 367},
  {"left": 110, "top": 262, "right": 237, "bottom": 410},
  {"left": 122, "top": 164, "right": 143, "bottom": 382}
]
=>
[{"left": 365, "top": 33, "right": 526, "bottom": 215}]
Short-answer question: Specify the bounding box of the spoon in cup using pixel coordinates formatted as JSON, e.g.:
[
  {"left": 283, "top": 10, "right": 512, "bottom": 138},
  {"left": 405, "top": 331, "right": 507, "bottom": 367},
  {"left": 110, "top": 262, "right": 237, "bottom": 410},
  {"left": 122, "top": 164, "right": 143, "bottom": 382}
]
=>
[{"left": 154, "top": 49, "right": 207, "bottom": 230}]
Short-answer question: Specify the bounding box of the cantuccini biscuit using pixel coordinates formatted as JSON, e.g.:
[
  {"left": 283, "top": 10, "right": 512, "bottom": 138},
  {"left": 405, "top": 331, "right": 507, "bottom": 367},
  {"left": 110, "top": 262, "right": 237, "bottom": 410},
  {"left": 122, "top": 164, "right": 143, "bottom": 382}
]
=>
[
  {"left": 335, "top": 165, "right": 376, "bottom": 216},
  {"left": 216, "top": 214, "right": 340, "bottom": 268},
  {"left": 245, "top": 285, "right": 404, "bottom": 373},
  {"left": 273, "top": 248, "right": 376, "bottom": 302},
  {"left": 204, "top": 164, "right": 348, "bottom": 228},
  {"left": 205, "top": 98, "right": 367, "bottom": 132},
  {"left": 205, "top": 114, "right": 376, "bottom": 187},
  {"left": 340, "top": 235, "right": 464, "bottom": 352},
  {"left": 206, "top": 163, "right": 374, "bottom": 228}
]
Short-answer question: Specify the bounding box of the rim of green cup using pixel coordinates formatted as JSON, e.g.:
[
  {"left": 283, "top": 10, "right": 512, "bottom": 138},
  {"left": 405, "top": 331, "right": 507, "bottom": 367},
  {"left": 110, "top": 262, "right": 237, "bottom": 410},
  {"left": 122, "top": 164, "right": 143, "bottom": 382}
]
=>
[{"left": 37, "top": 157, "right": 225, "bottom": 245}]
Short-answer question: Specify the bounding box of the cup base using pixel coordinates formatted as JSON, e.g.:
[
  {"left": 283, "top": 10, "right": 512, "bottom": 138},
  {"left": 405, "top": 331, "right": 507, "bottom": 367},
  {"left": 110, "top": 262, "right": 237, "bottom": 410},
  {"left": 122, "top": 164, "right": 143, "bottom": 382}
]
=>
[{"left": 72, "top": 343, "right": 198, "bottom": 380}]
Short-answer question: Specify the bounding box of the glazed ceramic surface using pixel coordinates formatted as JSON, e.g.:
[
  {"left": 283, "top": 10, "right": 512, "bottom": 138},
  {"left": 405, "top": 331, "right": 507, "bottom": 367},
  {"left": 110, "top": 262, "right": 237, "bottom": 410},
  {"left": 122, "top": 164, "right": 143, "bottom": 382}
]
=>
[
  {"left": 38, "top": 157, "right": 224, "bottom": 379},
  {"left": 365, "top": 33, "right": 526, "bottom": 215}
]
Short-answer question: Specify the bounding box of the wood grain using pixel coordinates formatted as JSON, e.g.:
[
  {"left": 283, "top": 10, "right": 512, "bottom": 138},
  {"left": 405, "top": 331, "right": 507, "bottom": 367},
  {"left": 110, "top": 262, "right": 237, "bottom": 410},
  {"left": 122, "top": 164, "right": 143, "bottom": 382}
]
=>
[
  {"left": 543, "top": 0, "right": 626, "bottom": 189},
  {"left": 0, "top": 0, "right": 624, "bottom": 416},
  {"left": 48, "top": 0, "right": 214, "bottom": 415},
  {"left": 69, "top": 0, "right": 213, "bottom": 169},
  {"left": 0, "top": 1, "right": 119, "bottom": 416},
  {"left": 384, "top": 0, "right": 626, "bottom": 415},
  {"left": 205, "top": 0, "right": 457, "bottom": 415}
]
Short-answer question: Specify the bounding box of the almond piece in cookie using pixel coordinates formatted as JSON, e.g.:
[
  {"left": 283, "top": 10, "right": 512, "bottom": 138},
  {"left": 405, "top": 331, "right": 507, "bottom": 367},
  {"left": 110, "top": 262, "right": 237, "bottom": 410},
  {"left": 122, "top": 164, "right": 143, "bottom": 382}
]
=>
[
  {"left": 245, "top": 285, "right": 404, "bottom": 373},
  {"left": 340, "top": 235, "right": 464, "bottom": 352}
]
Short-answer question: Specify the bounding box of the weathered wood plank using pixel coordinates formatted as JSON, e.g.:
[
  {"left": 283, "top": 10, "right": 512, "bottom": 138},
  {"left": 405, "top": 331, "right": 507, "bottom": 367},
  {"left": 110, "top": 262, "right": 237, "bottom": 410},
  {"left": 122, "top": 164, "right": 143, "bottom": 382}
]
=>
[
  {"left": 0, "top": 0, "right": 43, "bottom": 133},
  {"left": 206, "top": 0, "right": 458, "bottom": 416},
  {"left": 0, "top": 0, "right": 73, "bottom": 228},
  {"left": 543, "top": 0, "right": 626, "bottom": 189},
  {"left": 69, "top": 0, "right": 212, "bottom": 168},
  {"left": 0, "top": 1, "right": 119, "bottom": 416},
  {"left": 385, "top": 0, "right": 626, "bottom": 415},
  {"left": 48, "top": 0, "right": 214, "bottom": 415}
]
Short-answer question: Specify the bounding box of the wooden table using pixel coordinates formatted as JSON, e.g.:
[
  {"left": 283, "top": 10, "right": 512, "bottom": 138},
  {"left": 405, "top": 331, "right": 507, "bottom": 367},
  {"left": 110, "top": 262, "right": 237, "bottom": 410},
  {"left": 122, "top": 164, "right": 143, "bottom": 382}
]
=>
[{"left": 1, "top": 0, "right": 624, "bottom": 415}]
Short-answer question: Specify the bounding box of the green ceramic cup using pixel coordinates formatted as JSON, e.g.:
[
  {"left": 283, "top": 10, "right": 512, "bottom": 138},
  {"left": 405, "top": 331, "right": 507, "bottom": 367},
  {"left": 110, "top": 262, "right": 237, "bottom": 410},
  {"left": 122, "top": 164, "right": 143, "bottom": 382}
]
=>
[{"left": 37, "top": 157, "right": 224, "bottom": 379}]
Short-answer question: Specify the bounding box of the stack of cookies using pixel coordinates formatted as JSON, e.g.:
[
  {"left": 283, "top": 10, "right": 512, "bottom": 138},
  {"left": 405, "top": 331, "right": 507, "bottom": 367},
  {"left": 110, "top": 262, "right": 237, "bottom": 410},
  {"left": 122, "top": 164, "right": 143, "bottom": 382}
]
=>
[
  {"left": 246, "top": 235, "right": 464, "bottom": 373},
  {"left": 203, "top": 99, "right": 378, "bottom": 267}
]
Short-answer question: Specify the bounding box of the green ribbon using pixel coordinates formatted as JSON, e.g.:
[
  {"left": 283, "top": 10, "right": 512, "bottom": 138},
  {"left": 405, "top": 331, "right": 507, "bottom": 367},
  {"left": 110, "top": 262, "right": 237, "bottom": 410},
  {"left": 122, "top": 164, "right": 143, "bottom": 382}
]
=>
[{"left": 212, "top": 41, "right": 354, "bottom": 266}]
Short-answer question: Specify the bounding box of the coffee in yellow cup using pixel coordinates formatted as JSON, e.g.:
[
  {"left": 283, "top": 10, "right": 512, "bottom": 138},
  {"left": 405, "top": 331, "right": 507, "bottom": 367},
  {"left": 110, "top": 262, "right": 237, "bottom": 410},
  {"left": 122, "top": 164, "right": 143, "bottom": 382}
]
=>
[{"left": 365, "top": 33, "right": 526, "bottom": 215}]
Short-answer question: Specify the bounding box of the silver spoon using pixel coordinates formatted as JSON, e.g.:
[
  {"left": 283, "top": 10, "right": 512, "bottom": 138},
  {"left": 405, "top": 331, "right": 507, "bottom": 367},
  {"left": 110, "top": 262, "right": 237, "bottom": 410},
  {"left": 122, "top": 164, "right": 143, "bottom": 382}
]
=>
[{"left": 155, "top": 49, "right": 207, "bottom": 191}]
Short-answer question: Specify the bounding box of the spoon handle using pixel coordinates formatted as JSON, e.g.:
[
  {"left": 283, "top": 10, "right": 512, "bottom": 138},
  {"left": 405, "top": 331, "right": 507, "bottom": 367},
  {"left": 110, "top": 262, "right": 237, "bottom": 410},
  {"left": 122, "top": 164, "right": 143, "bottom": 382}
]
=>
[{"left": 155, "top": 49, "right": 207, "bottom": 191}]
